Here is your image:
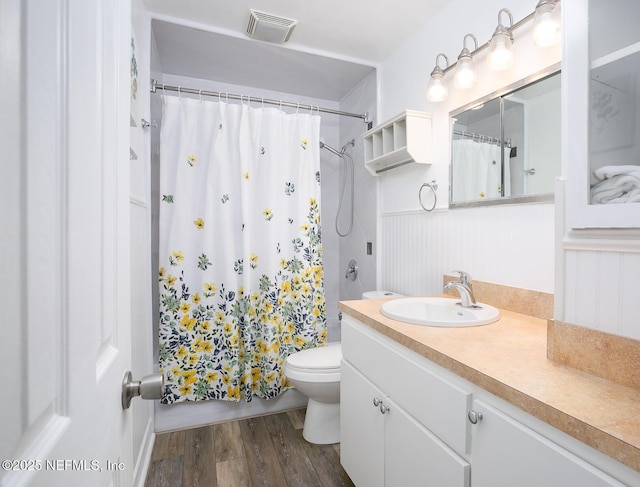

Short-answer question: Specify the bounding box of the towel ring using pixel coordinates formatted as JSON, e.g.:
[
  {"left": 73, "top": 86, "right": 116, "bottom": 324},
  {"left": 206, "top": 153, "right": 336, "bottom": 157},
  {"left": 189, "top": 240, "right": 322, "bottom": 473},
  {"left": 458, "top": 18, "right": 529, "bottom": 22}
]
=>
[{"left": 419, "top": 180, "right": 438, "bottom": 212}]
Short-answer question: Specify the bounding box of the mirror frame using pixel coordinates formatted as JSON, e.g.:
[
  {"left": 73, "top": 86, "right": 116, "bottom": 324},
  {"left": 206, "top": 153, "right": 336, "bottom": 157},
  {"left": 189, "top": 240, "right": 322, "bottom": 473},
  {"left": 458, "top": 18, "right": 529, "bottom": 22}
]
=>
[{"left": 449, "top": 62, "right": 561, "bottom": 209}]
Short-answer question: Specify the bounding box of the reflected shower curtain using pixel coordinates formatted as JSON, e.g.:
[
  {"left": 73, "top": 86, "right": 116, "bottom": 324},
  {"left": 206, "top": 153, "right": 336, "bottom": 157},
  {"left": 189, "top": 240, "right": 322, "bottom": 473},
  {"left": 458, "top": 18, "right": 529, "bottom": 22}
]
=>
[
  {"left": 158, "top": 96, "right": 326, "bottom": 404},
  {"left": 451, "top": 139, "right": 511, "bottom": 201}
]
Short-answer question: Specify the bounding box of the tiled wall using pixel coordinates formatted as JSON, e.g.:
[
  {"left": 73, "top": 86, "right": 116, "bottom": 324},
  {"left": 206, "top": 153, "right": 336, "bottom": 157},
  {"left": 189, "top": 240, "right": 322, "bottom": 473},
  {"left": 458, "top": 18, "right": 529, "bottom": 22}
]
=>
[{"left": 338, "top": 72, "right": 378, "bottom": 307}]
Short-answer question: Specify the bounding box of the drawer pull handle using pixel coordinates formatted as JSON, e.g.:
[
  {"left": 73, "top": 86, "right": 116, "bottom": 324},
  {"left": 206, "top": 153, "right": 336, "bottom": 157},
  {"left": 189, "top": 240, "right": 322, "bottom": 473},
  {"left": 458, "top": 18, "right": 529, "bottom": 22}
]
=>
[
  {"left": 379, "top": 403, "right": 390, "bottom": 414},
  {"left": 373, "top": 397, "right": 382, "bottom": 407},
  {"left": 468, "top": 410, "right": 483, "bottom": 424}
]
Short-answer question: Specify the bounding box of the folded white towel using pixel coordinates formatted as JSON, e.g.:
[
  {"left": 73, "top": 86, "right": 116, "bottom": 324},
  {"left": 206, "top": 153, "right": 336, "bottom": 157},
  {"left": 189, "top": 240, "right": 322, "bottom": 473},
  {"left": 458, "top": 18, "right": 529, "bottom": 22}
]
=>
[
  {"left": 590, "top": 165, "right": 640, "bottom": 204},
  {"left": 593, "top": 165, "right": 640, "bottom": 180}
]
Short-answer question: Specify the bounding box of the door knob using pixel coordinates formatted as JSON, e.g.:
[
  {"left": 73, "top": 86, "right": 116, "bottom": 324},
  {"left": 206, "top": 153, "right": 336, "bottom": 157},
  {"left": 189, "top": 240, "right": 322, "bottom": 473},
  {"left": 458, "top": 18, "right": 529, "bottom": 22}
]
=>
[{"left": 121, "top": 371, "right": 164, "bottom": 409}]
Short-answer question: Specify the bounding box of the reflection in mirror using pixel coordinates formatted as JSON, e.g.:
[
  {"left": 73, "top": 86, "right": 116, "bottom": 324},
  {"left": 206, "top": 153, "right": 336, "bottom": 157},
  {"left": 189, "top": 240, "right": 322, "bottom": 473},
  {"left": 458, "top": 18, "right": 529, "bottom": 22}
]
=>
[{"left": 450, "top": 71, "right": 561, "bottom": 207}]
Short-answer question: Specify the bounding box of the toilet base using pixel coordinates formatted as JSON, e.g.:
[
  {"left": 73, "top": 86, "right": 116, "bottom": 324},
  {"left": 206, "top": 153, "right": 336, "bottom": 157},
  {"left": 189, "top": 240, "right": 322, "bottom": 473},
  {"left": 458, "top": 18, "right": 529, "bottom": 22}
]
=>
[{"left": 302, "top": 399, "right": 340, "bottom": 445}]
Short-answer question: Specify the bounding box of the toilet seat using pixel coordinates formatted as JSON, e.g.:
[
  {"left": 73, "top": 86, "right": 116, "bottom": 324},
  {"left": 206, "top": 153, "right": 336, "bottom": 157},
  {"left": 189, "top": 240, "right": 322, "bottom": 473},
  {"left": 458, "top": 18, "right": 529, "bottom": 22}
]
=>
[{"left": 285, "top": 342, "right": 341, "bottom": 382}]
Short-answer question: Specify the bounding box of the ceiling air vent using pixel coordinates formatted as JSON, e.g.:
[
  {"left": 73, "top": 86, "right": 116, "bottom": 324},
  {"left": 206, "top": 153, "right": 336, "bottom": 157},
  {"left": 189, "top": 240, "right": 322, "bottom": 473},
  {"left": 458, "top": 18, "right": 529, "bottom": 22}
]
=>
[{"left": 246, "top": 9, "right": 297, "bottom": 44}]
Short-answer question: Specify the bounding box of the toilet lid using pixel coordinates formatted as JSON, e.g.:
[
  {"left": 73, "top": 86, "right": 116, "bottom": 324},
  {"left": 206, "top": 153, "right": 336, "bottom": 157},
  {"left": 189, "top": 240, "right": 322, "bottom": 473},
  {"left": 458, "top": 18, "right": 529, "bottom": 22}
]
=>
[{"left": 286, "top": 342, "right": 341, "bottom": 371}]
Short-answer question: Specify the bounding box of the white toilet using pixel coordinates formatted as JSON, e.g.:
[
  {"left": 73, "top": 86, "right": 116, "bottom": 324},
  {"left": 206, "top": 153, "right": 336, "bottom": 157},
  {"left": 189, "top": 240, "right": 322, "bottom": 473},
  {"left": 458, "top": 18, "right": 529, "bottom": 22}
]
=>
[
  {"left": 284, "top": 291, "right": 403, "bottom": 445},
  {"left": 285, "top": 341, "right": 342, "bottom": 444}
]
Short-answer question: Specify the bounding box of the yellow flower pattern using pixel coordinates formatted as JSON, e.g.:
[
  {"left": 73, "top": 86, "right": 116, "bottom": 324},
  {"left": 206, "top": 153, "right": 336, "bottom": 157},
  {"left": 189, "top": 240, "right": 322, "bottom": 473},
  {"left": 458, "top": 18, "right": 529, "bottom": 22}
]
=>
[
  {"left": 159, "top": 130, "right": 325, "bottom": 404},
  {"left": 159, "top": 197, "right": 326, "bottom": 404}
]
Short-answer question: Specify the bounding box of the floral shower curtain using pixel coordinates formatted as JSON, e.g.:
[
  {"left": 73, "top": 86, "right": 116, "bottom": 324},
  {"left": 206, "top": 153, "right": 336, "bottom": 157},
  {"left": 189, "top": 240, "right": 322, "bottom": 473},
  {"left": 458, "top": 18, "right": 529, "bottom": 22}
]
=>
[{"left": 158, "top": 96, "right": 327, "bottom": 404}]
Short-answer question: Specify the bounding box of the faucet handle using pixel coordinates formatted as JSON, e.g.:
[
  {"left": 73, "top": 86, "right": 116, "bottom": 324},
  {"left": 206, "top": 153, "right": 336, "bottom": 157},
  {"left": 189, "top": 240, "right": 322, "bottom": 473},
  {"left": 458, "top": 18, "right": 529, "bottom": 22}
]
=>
[{"left": 453, "top": 270, "right": 472, "bottom": 285}]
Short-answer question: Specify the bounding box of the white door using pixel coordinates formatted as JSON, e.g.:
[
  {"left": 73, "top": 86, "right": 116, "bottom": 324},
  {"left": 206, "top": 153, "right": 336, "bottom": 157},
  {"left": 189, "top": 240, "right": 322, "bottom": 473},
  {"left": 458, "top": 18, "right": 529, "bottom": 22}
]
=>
[{"left": 1, "top": 1, "right": 135, "bottom": 486}]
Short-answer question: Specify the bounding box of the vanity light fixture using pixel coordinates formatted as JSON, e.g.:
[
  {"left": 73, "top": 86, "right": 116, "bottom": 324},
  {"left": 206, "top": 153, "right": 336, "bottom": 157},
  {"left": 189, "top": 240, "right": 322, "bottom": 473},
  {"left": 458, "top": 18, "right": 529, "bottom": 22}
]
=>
[
  {"left": 426, "top": 1, "right": 562, "bottom": 103},
  {"left": 486, "top": 8, "right": 514, "bottom": 71},
  {"left": 454, "top": 34, "right": 479, "bottom": 89},
  {"left": 532, "top": 0, "right": 561, "bottom": 47},
  {"left": 426, "top": 53, "right": 450, "bottom": 102}
]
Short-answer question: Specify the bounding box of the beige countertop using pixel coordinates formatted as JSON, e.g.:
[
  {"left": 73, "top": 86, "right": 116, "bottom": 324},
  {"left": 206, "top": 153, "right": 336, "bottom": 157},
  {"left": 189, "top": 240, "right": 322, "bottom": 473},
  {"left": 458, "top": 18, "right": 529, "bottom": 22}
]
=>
[{"left": 338, "top": 297, "right": 640, "bottom": 473}]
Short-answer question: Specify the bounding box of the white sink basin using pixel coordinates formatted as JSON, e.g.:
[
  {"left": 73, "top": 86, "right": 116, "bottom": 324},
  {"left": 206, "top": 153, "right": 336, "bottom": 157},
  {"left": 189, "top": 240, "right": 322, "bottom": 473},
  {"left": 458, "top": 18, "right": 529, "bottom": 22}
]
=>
[{"left": 380, "top": 297, "right": 500, "bottom": 327}]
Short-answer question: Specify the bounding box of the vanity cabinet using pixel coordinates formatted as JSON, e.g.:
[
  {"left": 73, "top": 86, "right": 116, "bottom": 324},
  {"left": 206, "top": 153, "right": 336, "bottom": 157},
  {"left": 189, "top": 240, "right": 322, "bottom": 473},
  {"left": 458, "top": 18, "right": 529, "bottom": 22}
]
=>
[
  {"left": 341, "top": 362, "right": 470, "bottom": 487},
  {"left": 340, "top": 315, "right": 634, "bottom": 487},
  {"left": 564, "top": 0, "right": 640, "bottom": 228},
  {"left": 362, "top": 110, "right": 432, "bottom": 175},
  {"left": 341, "top": 315, "right": 470, "bottom": 486}
]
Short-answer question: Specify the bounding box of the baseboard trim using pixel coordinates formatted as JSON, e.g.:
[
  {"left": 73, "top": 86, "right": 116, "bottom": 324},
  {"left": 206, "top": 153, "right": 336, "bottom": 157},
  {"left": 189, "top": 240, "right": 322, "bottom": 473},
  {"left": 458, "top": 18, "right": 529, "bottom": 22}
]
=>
[
  {"left": 154, "top": 389, "right": 308, "bottom": 433},
  {"left": 133, "top": 417, "right": 156, "bottom": 487}
]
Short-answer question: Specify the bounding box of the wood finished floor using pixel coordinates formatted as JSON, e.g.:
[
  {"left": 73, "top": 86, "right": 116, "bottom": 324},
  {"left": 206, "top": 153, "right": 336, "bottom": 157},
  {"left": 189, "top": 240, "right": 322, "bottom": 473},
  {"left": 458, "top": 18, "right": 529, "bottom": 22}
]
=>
[{"left": 145, "top": 409, "right": 355, "bottom": 487}]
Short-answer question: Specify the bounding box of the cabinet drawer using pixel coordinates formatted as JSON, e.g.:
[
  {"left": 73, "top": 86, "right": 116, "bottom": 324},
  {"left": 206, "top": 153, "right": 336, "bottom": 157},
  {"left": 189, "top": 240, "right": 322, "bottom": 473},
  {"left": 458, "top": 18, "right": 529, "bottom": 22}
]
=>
[{"left": 342, "top": 316, "right": 471, "bottom": 455}]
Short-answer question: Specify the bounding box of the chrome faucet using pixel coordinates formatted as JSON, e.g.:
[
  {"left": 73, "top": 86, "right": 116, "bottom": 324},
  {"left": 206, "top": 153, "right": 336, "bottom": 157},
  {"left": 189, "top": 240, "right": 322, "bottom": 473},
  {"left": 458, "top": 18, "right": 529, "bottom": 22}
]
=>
[{"left": 443, "top": 271, "right": 478, "bottom": 308}]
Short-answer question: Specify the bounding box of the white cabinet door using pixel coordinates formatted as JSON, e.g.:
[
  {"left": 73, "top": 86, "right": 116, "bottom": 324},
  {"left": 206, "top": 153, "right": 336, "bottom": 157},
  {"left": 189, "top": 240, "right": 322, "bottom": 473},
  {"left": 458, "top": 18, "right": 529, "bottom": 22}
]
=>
[
  {"left": 564, "top": 0, "right": 640, "bottom": 228},
  {"left": 341, "top": 361, "right": 385, "bottom": 487},
  {"left": 342, "top": 315, "right": 471, "bottom": 456},
  {"left": 2, "top": 1, "right": 134, "bottom": 486},
  {"left": 385, "top": 398, "right": 469, "bottom": 487},
  {"left": 341, "top": 361, "right": 470, "bottom": 487},
  {"left": 470, "top": 400, "right": 626, "bottom": 487}
]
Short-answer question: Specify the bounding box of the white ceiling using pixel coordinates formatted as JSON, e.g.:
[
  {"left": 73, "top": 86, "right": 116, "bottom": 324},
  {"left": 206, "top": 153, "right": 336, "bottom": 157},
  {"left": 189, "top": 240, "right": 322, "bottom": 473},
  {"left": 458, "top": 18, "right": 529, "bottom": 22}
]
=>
[
  {"left": 146, "top": 0, "right": 450, "bottom": 101},
  {"left": 151, "top": 20, "right": 376, "bottom": 101}
]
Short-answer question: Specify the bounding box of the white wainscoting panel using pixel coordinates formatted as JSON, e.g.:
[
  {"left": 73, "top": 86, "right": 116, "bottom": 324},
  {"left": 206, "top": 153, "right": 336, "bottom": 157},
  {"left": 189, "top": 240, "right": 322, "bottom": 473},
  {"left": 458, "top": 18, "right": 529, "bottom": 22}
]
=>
[
  {"left": 380, "top": 204, "right": 555, "bottom": 297},
  {"left": 563, "top": 243, "right": 640, "bottom": 340}
]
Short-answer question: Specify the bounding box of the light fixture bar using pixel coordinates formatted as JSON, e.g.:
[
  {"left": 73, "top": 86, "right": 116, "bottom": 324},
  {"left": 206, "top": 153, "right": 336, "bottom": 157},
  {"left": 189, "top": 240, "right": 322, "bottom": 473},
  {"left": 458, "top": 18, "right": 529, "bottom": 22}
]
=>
[{"left": 441, "top": 10, "right": 537, "bottom": 76}]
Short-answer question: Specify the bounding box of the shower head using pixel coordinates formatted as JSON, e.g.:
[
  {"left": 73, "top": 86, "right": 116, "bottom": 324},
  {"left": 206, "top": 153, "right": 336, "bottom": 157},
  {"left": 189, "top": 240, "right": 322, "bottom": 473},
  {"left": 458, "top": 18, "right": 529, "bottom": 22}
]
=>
[{"left": 341, "top": 139, "right": 356, "bottom": 153}]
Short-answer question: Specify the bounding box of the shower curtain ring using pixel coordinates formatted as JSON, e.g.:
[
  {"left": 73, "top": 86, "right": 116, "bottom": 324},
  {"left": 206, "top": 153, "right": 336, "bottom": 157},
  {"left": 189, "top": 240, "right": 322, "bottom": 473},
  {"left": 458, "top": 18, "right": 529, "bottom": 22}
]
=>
[
  {"left": 419, "top": 180, "right": 438, "bottom": 212},
  {"left": 198, "top": 89, "right": 202, "bottom": 101}
]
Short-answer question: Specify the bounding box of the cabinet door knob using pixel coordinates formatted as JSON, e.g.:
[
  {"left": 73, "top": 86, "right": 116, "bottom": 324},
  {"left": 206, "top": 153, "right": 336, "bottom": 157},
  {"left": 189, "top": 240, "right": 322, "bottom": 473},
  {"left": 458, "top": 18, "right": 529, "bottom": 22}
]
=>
[
  {"left": 468, "top": 410, "right": 483, "bottom": 424},
  {"left": 373, "top": 397, "right": 382, "bottom": 407},
  {"left": 379, "top": 403, "right": 390, "bottom": 414}
]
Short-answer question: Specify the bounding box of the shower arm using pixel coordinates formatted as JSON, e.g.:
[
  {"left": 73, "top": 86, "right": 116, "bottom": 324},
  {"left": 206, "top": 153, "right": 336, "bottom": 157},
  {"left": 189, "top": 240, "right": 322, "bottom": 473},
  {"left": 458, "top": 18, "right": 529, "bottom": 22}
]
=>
[
  {"left": 320, "top": 141, "right": 342, "bottom": 157},
  {"left": 319, "top": 139, "right": 355, "bottom": 157}
]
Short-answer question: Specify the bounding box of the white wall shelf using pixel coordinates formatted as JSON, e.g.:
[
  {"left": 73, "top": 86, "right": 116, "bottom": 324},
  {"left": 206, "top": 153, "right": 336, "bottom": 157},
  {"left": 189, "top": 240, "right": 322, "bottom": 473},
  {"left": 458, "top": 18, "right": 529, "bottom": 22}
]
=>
[
  {"left": 363, "top": 110, "right": 432, "bottom": 175},
  {"left": 591, "top": 41, "right": 640, "bottom": 71}
]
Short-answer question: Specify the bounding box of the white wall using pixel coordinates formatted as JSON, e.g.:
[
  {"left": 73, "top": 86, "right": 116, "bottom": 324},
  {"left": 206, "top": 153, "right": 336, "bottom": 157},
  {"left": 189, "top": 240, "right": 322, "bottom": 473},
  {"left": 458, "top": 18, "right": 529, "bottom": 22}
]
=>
[{"left": 377, "top": 0, "right": 561, "bottom": 294}]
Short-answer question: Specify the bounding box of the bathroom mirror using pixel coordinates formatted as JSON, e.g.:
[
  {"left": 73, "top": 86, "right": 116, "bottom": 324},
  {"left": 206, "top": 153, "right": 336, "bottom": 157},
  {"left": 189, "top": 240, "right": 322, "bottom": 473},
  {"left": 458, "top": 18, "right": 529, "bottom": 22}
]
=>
[{"left": 450, "top": 68, "right": 561, "bottom": 207}]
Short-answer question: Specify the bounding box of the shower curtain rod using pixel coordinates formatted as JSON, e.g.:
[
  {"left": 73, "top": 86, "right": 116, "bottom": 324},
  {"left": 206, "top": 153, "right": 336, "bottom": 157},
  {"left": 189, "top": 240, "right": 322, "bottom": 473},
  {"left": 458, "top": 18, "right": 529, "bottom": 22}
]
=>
[
  {"left": 150, "top": 80, "right": 373, "bottom": 127},
  {"left": 452, "top": 129, "right": 511, "bottom": 148}
]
